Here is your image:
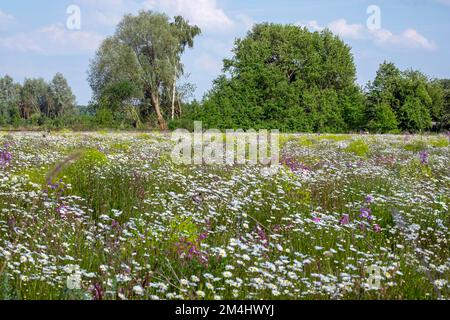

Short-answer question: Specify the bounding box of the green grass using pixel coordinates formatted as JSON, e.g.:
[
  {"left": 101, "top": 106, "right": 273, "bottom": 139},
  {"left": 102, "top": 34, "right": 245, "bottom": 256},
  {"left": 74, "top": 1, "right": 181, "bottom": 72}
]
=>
[
  {"left": 344, "top": 139, "right": 370, "bottom": 157},
  {"left": 404, "top": 140, "right": 428, "bottom": 152}
]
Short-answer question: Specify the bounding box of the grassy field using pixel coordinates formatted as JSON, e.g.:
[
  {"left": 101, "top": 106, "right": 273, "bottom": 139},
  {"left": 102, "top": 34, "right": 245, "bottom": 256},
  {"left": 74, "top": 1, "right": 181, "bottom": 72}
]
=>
[{"left": 0, "top": 131, "right": 449, "bottom": 300}]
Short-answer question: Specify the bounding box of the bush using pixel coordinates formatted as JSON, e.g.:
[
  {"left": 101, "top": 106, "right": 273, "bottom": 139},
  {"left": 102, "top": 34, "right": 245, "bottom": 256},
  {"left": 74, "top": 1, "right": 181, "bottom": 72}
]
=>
[
  {"left": 430, "top": 137, "right": 449, "bottom": 148},
  {"left": 344, "top": 139, "right": 370, "bottom": 157},
  {"left": 95, "top": 108, "right": 115, "bottom": 127},
  {"left": 404, "top": 140, "right": 428, "bottom": 152}
]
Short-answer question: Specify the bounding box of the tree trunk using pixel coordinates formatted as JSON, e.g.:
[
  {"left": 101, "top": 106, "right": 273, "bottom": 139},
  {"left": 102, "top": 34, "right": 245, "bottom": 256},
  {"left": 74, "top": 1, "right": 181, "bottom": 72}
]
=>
[
  {"left": 171, "top": 67, "right": 177, "bottom": 121},
  {"left": 150, "top": 90, "right": 168, "bottom": 131},
  {"left": 177, "top": 92, "right": 182, "bottom": 118}
]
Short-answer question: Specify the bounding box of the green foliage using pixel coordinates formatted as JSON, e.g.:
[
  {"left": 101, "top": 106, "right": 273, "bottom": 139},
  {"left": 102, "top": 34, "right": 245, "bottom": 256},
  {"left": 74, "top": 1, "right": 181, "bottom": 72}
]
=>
[
  {"left": 110, "top": 142, "right": 131, "bottom": 153},
  {"left": 344, "top": 139, "right": 370, "bottom": 157},
  {"left": 59, "top": 149, "right": 108, "bottom": 184},
  {"left": 365, "top": 62, "right": 443, "bottom": 133},
  {"left": 398, "top": 96, "right": 432, "bottom": 132},
  {"left": 404, "top": 140, "right": 428, "bottom": 152},
  {"left": 0, "top": 274, "right": 19, "bottom": 300},
  {"left": 169, "top": 216, "right": 199, "bottom": 244},
  {"left": 186, "top": 23, "right": 364, "bottom": 133},
  {"left": 297, "top": 136, "right": 315, "bottom": 147},
  {"left": 399, "top": 159, "right": 432, "bottom": 179},
  {"left": 366, "top": 103, "right": 399, "bottom": 133},
  {"left": 0, "top": 75, "right": 21, "bottom": 125},
  {"left": 438, "top": 79, "right": 450, "bottom": 130},
  {"left": 318, "top": 134, "right": 352, "bottom": 142},
  {"left": 15, "top": 167, "right": 49, "bottom": 185},
  {"left": 48, "top": 73, "right": 76, "bottom": 118},
  {"left": 88, "top": 11, "right": 201, "bottom": 130},
  {"left": 1, "top": 18, "right": 449, "bottom": 133},
  {"left": 430, "top": 137, "right": 449, "bottom": 148},
  {"left": 95, "top": 108, "right": 114, "bottom": 127},
  {"left": 0, "top": 73, "right": 76, "bottom": 127}
]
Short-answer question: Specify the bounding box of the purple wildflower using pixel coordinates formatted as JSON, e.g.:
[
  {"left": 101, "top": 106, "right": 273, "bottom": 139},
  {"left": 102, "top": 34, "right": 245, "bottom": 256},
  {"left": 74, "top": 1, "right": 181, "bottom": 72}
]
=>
[
  {"left": 198, "top": 232, "right": 208, "bottom": 241},
  {"left": 419, "top": 151, "right": 429, "bottom": 165},
  {"left": 339, "top": 214, "right": 350, "bottom": 225},
  {"left": 7, "top": 216, "right": 16, "bottom": 228},
  {"left": 365, "top": 195, "right": 374, "bottom": 204},
  {"left": 359, "top": 207, "right": 371, "bottom": 219},
  {"left": 373, "top": 224, "right": 382, "bottom": 233},
  {"left": 92, "top": 283, "right": 104, "bottom": 300},
  {"left": 280, "top": 156, "right": 310, "bottom": 172},
  {"left": 256, "top": 225, "right": 269, "bottom": 248},
  {"left": 0, "top": 149, "right": 12, "bottom": 167},
  {"left": 175, "top": 233, "right": 210, "bottom": 266}
]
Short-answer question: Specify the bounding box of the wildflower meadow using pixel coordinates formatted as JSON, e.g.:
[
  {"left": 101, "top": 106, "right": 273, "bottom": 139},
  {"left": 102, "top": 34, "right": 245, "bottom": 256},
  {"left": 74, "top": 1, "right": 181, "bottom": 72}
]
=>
[{"left": 0, "top": 131, "right": 448, "bottom": 300}]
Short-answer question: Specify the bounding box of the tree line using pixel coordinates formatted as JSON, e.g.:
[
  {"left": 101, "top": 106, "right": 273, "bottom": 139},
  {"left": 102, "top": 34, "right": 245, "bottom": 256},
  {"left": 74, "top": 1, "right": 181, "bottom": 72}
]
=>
[
  {"left": 180, "top": 23, "right": 449, "bottom": 133},
  {"left": 0, "top": 11, "right": 449, "bottom": 132},
  {"left": 0, "top": 73, "right": 76, "bottom": 127}
]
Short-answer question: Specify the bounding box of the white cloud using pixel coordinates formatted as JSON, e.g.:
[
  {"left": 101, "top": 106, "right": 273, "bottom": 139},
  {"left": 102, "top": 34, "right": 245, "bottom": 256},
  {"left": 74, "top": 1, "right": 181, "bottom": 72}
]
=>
[
  {"left": 144, "top": 0, "right": 234, "bottom": 32},
  {"left": 75, "top": 0, "right": 140, "bottom": 27},
  {"left": 0, "top": 10, "right": 14, "bottom": 30},
  {"left": 298, "top": 19, "right": 365, "bottom": 39},
  {"left": 74, "top": 0, "right": 237, "bottom": 33},
  {"left": 0, "top": 33, "right": 43, "bottom": 54},
  {"left": 298, "top": 19, "right": 437, "bottom": 51},
  {"left": 370, "top": 28, "right": 437, "bottom": 51},
  {"left": 0, "top": 10, "right": 14, "bottom": 21},
  {"left": 297, "top": 20, "right": 323, "bottom": 32},
  {"left": 328, "top": 19, "right": 365, "bottom": 39},
  {"left": 0, "top": 24, "right": 104, "bottom": 55}
]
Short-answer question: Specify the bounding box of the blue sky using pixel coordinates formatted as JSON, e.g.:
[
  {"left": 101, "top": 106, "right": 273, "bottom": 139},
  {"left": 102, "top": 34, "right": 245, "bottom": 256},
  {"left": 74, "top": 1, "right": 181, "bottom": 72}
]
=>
[{"left": 0, "top": 0, "right": 449, "bottom": 105}]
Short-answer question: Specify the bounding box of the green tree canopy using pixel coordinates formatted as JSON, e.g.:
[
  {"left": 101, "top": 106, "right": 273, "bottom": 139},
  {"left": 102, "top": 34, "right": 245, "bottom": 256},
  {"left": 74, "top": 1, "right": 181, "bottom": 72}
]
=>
[
  {"left": 438, "top": 79, "right": 450, "bottom": 129},
  {"left": 48, "top": 73, "right": 76, "bottom": 118},
  {"left": 20, "top": 78, "right": 49, "bottom": 120},
  {"left": 193, "top": 23, "right": 364, "bottom": 132},
  {"left": 0, "top": 75, "right": 22, "bottom": 125},
  {"left": 88, "top": 11, "right": 200, "bottom": 130},
  {"left": 0, "top": 73, "right": 76, "bottom": 126},
  {"left": 365, "top": 62, "right": 444, "bottom": 132}
]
